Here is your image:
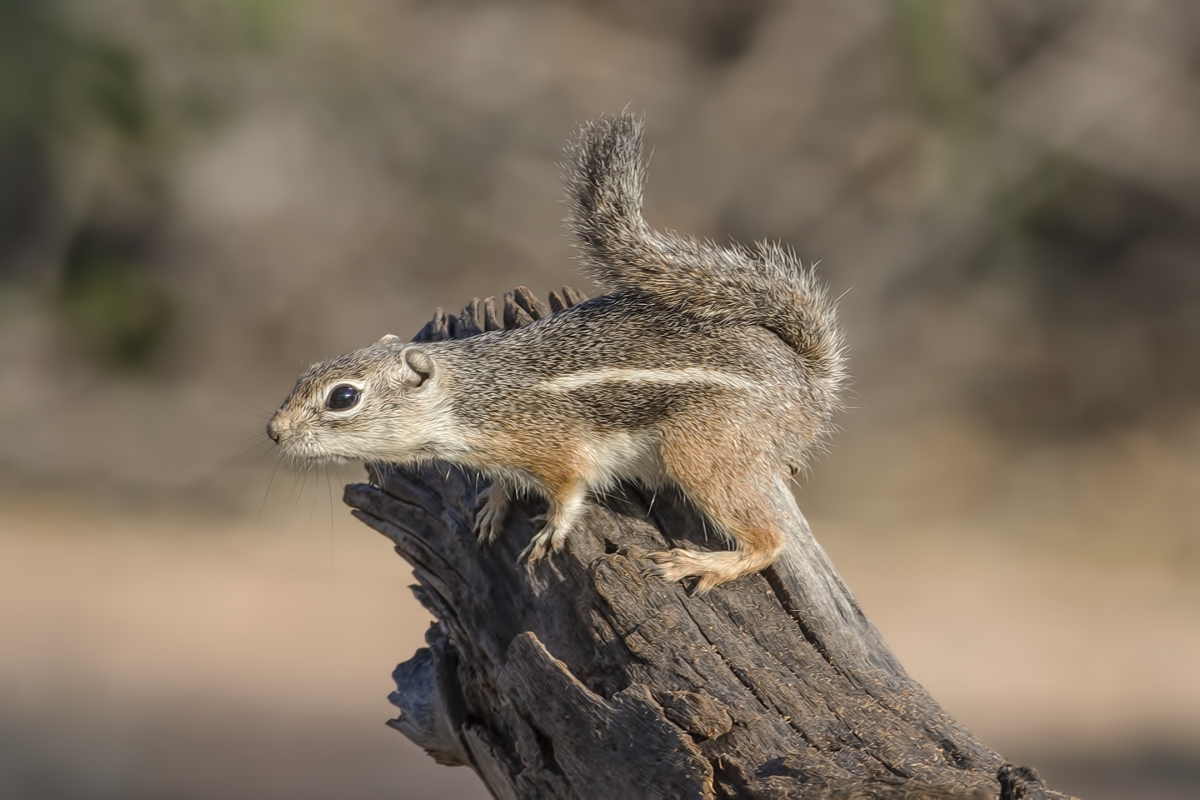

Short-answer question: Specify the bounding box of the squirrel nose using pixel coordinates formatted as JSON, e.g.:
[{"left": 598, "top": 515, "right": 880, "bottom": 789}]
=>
[{"left": 267, "top": 419, "right": 284, "bottom": 444}]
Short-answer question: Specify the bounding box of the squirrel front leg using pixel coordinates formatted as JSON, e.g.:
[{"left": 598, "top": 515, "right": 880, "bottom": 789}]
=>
[
  {"left": 520, "top": 476, "right": 588, "bottom": 564},
  {"left": 476, "top": 458, "right": 589, "bottom": 564},
  {"left": 475, "top": 475, "right": 517, "bottom": 545}
]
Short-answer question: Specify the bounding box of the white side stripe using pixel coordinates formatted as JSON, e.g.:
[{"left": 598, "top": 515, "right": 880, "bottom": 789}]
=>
[{"left": 537, "top": 367, "right": 757, "bottom": 392}]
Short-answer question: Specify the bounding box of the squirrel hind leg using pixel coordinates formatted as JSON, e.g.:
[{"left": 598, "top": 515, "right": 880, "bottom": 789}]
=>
[
  {"left": 651, "top": 428, "right": 786, "bottom": 592},
  {"left": 519, "top": 480, "right": 588, "bottom": 565}
]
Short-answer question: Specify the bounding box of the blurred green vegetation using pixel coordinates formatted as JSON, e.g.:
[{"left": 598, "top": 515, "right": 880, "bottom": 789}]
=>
[
  {"left": 0, "top": 0, "right": 166, "bottom": 369},
  {"left": 891, "top": 0, "right": 1200, "bottom": 436},
  {"left": 0, "top": 0, "right": 154, "bottom": 249},
  {"left": 0, "top": 0, "right": 302, "bottom": 374},
  {"left": 58, "top": 226, "right": 175, "bottom": 369},
  {"left": 895, "top": 0, "right": 984, "bottom": 133},
  {"left": 226, "top": 0, "right": 291, "bottom": 52}
]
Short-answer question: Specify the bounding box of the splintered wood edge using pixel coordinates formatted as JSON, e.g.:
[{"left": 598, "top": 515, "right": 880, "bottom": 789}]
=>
[{"left": 413, "top": 285, "right": 589, "bottom": 343}]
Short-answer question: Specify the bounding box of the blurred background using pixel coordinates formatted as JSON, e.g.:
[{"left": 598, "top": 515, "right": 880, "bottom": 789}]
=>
[{"left": 1, "top": 1, "right": 1198, "bottom": 798}]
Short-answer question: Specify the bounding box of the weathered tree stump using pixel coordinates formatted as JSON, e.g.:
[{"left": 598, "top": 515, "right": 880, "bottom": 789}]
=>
[{"left": 344, "top": 287, "right": 1072, "bottom": 799}]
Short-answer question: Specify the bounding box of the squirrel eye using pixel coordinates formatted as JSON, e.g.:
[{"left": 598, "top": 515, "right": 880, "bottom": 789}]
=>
[{"left": 326, "top": 384, "right": 361, "bottom": 411}]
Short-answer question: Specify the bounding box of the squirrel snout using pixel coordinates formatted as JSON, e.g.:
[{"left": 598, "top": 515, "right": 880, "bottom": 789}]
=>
[{"left": 267, "top": 418, "right": 287, "bottom": 444}]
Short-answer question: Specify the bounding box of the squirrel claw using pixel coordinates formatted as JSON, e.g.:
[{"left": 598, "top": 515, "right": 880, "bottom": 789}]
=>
[
  {"left": 474, "top": 484, "right": 511, "bottom": 545},
  {"left": 520, "top": 521, "right": 566, "bottom": 564}
]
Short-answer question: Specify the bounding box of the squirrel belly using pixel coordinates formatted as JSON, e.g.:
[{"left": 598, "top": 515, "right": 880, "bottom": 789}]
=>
[{"left": 268, "top": 113, "right": 845, "bottom": 592}]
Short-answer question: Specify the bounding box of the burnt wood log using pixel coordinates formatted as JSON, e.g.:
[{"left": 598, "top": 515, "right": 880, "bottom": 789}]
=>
[{"left": 346, "top": 287, "right": 1072, "bottom": 800}]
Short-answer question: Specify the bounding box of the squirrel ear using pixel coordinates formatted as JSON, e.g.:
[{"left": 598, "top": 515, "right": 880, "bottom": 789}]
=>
[
  {"left": 395, "top": 346, "right": 434, "bottom": 387},
  {"left": 378, "top": 333, "right": 401, "bottom": 344}
]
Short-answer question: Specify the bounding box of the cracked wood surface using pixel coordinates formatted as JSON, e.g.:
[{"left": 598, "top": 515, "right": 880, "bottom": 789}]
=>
[{"left": 345, "top": 287, "right": 1072, "bottom": 800}]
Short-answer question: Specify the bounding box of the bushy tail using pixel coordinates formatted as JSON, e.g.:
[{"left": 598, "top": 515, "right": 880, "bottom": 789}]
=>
[{"left": 563, "top": 112, "right": 846, "bottom": 413}]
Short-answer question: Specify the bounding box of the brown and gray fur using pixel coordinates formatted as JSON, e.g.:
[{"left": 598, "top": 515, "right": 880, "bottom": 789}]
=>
[{"left": 268, "top": 113, "right": 845, "bottom": 592}]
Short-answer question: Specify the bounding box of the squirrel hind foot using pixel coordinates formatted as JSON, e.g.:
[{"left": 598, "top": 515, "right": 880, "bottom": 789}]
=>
[{"left": 647, "top": 547, "right": 774, "bottom": 595}]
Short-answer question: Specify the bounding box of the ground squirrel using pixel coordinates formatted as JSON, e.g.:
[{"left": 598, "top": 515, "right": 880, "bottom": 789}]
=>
[{"left": 268, "top": 113, "right": 845, "bottom": 592}]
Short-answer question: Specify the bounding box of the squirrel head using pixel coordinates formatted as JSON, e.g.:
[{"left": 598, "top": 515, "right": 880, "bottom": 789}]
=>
[{"left": 268, "top": 334, "right": 451, "bottom": 463}]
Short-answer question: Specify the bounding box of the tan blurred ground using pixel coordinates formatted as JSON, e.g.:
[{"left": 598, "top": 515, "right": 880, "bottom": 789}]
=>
[
  {"left": 0, "top": 489, "right": 490, "bottom": 800},
  {"left": 2, "top": 482, "right": 1198, "bottom": 800}
]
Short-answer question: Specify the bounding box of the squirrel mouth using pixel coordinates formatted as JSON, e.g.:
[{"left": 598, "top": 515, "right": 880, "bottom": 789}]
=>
[{"left": 274, "top": 434, "right": 356, "bottom": 465}]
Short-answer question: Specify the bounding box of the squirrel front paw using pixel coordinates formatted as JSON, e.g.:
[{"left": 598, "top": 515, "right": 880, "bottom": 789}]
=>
[
  {"left": 474, "top": 483, "right": 511, "bottom": 545},
  {"left": 519, "top": 518, "right": 569, "bottom": 564}
]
